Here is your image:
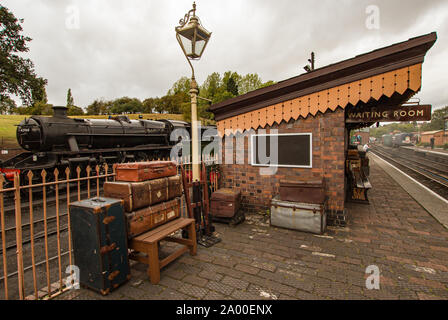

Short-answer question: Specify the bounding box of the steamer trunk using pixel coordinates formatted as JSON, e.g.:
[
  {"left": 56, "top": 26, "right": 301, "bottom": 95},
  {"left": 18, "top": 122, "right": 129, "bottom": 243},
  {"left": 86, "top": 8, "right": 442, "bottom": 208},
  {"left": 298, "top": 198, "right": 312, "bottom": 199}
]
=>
[
  {"left": 270, "top": 197, "right": 327, "bottom": 235},
  {"left": 69, "top": 197, "right": 131, "bottom": 295}
]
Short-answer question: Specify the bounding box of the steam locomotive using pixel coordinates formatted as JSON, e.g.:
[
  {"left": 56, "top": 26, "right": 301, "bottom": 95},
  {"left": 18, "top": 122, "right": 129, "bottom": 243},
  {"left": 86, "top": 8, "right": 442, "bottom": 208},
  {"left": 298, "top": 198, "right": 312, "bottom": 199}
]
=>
[
  {"left": 382, "top": 133, "right": 415, "bottom": 148},
  {"left": 0, "top": 106, "right": 215, "bottom": 185}
]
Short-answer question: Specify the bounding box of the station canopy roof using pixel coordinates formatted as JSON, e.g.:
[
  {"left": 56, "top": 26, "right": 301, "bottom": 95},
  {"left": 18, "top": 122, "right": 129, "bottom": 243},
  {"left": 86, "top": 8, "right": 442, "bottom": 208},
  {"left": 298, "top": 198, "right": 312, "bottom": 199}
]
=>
[{"left": 209, "top": 32, "right": 437, "bottom": 135}]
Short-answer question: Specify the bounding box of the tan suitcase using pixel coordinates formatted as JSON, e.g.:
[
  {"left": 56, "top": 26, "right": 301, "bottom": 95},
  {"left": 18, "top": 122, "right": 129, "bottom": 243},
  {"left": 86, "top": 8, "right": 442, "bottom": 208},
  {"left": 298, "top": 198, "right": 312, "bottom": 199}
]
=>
[
  {"left": 114, "top": 161, "right": 177, "bottom": 182},
  {"left": 104, "top": 175, "right": 182, "bottom": 212},
  {"left": 126, "top": 198, "right": 181, "bottom": 238}
]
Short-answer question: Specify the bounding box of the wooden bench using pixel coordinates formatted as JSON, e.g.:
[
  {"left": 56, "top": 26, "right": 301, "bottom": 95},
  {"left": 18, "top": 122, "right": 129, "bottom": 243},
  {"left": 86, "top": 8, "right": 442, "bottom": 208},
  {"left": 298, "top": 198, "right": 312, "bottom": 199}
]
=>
[
  {"left": 128, "top": 217, "right": 196, "bottom": 285},
  {"left": 350, "top": 167, "right": 372, "bottom": 203}
]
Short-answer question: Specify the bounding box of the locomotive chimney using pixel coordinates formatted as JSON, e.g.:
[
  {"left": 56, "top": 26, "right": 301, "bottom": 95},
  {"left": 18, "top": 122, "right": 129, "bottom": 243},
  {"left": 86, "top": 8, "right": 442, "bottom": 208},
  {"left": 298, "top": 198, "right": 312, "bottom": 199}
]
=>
[{"left": 53, "top": 106, "right": 68, "bottom": 118}]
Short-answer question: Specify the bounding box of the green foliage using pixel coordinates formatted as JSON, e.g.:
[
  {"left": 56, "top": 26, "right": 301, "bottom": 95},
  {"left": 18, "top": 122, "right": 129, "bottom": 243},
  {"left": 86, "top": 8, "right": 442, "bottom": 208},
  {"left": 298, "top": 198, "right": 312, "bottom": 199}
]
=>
[
  {"left": 15, "top": 101, "right": 53, "bottom": 115},
  {"left": 0, "top": 96, "right": 16, "bottom": 114},
  {"left": 238, "top": 73, "right": 263, "bottom": 95},
  {"left": 167, "top": 77, "right": 190, "bottom": 96},
  {"left": 370, "top": 122, "right": 417, "bottom": 138},
  {"left": 30, "top": 77, "right": 48, "bottom": 104},
  {"left": 67, "top": 105, "right": 84, "bottom": 116},
  {"left": 86, "top": 99, "right": 110, "bottom": 115},
  {"left": 178, "top": 71, "right": 275, "bottom": 122},
  {"left": 110, "top": 97, "right": 143, "bottom": 114},
  {"left": 142, "top": 97, "right": 157, "bottom": 113},
  {"left": 66, "top": 88, "right": 74, "bottom": 107},
  {"left": 421, "top": 106, "right": 448, "bottom": 131},
  {"left": 0, "top": 5, "right": 47, "bottom": 105}
]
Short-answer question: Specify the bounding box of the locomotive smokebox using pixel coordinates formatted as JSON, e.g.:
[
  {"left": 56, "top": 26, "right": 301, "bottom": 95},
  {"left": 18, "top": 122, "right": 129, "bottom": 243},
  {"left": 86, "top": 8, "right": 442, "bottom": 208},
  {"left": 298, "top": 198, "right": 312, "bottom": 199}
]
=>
[{"left": 53, "top": 106, "right": 68, "bottom": 118}]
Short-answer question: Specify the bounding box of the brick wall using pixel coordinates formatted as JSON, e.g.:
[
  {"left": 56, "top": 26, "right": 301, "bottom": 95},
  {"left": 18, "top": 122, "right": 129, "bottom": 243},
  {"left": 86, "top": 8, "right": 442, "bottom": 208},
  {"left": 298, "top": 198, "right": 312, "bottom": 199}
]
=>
[{"left": 219, "top": 108, "right": 347, "bottom": 226}]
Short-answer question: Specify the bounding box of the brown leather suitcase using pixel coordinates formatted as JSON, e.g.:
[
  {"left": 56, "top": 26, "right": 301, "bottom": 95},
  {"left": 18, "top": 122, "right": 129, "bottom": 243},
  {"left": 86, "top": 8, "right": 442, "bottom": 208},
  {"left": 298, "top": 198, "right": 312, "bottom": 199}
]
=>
[
  {"left": 104, "top": 175, "right": 182, "bottom": 212},
  {"left": 114, "top": 161, "right": 177, "bottom": 182},
  {"left": 210, "top": 189, "right": 241, "bottom": 218},
  {"left": 126, "top": 198, "right": 181, "bottom": 238},
  {"left": 167, "top": 175, "right": 182, "bottom": 200},
  {"left": 279, "top": 179, "right": 326, "bottom": 204}
]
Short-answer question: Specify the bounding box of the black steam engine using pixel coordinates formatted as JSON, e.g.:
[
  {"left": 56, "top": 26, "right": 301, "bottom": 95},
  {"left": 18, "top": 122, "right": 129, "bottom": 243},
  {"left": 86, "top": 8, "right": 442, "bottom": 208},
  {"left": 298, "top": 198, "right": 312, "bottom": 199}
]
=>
[{"left": 1, "top": 106, "right": 210, "bottom": 185}]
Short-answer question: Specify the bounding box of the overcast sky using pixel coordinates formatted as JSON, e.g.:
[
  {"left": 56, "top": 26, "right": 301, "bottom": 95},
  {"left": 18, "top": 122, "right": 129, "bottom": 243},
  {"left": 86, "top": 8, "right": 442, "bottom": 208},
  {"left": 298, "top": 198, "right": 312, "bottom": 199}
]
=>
[{"left": 2, "top": 0, "right": 448, "bottom": 110}]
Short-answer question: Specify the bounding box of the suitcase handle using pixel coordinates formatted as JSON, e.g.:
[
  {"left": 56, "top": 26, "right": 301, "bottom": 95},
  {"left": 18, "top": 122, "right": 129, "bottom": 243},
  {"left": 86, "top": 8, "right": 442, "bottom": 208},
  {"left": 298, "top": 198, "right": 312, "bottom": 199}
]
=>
[
  {"left": 108, "top": 270, "right": 120, "bottom": 281},
  {"left": 103, "top": 216, "right": 116, "bottom": 225},
  {"left": 91, "top": 198, "right": 106, "bottom": 203},
  {"left": 100, "top": 243, "right": 117, "bottom": 255}
]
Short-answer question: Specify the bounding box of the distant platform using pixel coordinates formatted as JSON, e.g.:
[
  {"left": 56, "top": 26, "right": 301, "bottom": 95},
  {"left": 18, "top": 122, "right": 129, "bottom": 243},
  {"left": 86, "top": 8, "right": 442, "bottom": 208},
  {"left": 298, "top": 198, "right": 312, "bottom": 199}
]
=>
[{"left": 401, "top": 146, "right": 448, "bottom": 157}]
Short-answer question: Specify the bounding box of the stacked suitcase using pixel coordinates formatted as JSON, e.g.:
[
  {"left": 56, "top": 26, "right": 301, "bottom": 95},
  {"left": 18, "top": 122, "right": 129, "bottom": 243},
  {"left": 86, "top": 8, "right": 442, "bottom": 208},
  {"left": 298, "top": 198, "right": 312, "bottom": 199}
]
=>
[{"left": 104, "top": 161, "right": 182, "bottom": 238}]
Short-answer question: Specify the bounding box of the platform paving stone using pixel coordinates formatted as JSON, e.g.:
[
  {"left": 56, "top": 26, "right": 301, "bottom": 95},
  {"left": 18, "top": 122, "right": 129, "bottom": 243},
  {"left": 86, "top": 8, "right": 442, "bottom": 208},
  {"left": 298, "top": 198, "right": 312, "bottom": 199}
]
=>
[{"left": 55, "top": 159, "right": 448, "bottom": 300}]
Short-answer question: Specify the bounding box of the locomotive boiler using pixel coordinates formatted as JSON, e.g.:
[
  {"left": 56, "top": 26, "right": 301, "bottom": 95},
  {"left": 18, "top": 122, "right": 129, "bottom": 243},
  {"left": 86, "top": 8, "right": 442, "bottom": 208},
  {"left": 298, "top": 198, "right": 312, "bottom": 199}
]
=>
[{"left": 1, "top": 106, "right": 213, "bottom": 185}]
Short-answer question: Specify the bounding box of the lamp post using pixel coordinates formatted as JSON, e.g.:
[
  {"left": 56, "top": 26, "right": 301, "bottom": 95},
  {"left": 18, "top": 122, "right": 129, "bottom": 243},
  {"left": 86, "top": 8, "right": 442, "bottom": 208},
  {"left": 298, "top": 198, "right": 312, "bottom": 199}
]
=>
[{"left": 175, "top": 2, "right": 211, "bottom": 181}]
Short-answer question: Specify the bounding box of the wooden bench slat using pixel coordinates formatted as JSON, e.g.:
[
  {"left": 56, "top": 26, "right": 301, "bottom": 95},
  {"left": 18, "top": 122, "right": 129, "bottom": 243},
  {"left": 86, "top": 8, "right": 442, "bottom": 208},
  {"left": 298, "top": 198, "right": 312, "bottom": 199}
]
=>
[{"left": 133, "top": 218, "right": 194, "bottom": 243}]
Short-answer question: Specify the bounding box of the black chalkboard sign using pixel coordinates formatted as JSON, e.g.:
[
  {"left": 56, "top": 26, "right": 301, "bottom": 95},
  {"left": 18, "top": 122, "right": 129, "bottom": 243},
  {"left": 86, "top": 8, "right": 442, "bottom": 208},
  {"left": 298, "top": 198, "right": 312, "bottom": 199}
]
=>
[{"left": 251, "top": 133, "right": 312, "bottom": 168}]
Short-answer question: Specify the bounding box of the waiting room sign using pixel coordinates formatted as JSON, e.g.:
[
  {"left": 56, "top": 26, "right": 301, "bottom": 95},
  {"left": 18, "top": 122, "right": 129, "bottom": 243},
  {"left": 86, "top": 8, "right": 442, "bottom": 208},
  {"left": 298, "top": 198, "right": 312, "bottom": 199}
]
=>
[{"left": 346, "top": 104, "right": 432, "bottom": 123}]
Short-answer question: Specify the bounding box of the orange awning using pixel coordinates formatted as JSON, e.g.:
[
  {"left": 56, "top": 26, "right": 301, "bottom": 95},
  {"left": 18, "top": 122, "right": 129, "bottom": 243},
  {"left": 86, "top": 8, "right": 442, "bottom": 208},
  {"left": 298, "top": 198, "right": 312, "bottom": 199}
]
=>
[{"left": 217, "top": 64, "right": 422, "bottom": 135}]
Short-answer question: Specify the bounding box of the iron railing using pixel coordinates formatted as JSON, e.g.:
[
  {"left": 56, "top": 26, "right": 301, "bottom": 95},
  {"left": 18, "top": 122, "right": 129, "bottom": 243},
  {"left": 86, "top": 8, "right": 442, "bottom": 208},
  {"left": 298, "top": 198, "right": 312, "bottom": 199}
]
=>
[{"left": 0, "top": 155, "right": 219, "bottom": 300}]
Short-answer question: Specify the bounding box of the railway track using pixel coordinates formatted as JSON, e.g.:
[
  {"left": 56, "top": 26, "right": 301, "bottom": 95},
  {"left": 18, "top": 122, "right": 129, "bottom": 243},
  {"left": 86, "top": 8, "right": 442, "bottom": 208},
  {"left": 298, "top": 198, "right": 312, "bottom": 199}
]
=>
[{"left": 370, "top": 145, "right": 448, "bottom": 200}]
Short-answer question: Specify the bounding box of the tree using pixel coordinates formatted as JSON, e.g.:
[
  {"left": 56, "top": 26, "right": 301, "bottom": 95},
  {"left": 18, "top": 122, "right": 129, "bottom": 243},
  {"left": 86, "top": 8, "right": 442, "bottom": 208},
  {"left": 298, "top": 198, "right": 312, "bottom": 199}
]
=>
[
  {"left": 238, "top": 73, "right": 263, "bottom": 95},
  {"left": 201, "top": 72, "right": 222, "bottom": 100},
  {"left": 67, "top": 105, "right": 84, "bottom": 116},
  {"left": 0, "top": 96, "right": 17, "bottom": 114},
  {"left": 31, "top": 77, "right": 48, "bottom": 104},
  {"left": 142, "top": 97, "right": 157, "bottom": 113},
  {"left": 28, "top": 101, "right": 53, "bottom": 115},
  {"left": 66, "top": 88, "right": 74, "bottom": 107},
  {"left": 0, "top": 6, "right": 47, "bottom": 105},
  {"left": 168, "top": 77, "right": 191, "bottom": 96},
  {"left": 110, "top": 97, "right": 143, "bottom": 114},
  {"left": 421, "top": 106, "right": 448, "bottom": 131},
  {"left": 86, "top": 99, "right": 110, "bottom": 115},
  {"left": 222, "top": 71, "right": 240, "bottom": 96}
]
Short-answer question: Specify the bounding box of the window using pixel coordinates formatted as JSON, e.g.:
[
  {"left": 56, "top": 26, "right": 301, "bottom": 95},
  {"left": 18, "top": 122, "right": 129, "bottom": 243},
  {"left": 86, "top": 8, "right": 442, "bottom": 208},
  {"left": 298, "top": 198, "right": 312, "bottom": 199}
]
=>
[{"left": 251, "top": 133, "right": 312, "bottom": 168}]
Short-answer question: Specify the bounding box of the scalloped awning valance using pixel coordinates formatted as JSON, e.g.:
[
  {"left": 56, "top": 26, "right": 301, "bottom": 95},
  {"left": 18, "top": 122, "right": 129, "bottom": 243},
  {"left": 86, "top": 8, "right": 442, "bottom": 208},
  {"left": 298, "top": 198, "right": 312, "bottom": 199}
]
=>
[{"left": 217, "top": 64, "right": 422, "bottom": 135}]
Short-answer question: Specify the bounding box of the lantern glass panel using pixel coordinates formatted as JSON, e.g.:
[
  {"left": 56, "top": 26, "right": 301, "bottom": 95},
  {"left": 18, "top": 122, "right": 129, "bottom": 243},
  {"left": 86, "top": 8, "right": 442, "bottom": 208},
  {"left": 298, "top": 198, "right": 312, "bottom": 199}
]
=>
[
  {"left": 195, "top": 39, "right": 206, "bottom": 57},
  {"left": 178, "top": 33, "right": 194, "bottom": 56}
]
